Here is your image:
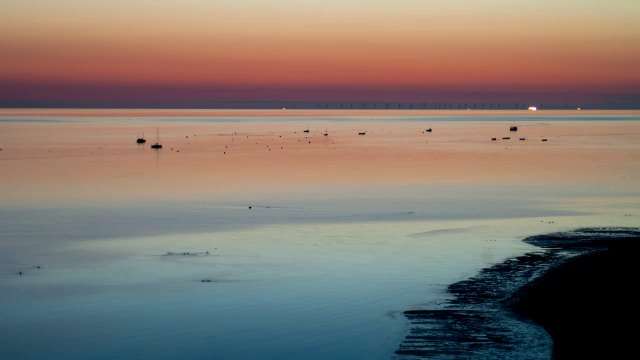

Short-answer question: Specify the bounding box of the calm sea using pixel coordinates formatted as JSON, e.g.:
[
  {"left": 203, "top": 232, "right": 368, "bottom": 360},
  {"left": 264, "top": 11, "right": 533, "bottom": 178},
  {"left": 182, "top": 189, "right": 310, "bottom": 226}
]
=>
[{"left": 1, "top": 110, "right": 638, "bottom": 359}]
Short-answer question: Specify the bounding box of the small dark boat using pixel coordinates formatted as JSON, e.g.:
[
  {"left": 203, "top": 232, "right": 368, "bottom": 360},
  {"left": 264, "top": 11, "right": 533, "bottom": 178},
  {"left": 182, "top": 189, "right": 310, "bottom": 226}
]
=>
[
  {"left": 519, "top": 138, "right": 526, "bottom": 140},
  {"left": 502, "top": 137, "right": 510, "bottom": 140},
  {"left": 542, "top": 139, "right": 548, "bottom": 142},
  {"left": 358, "top": 132, "right": 366, "bottom": 135},
  {"left": 491, "top": 138, "right": 497, "bottom": 141},
  {"left": 136, "top": 133, "right": 146, "bottom": 144},
  {"left": 303, "top": 127, "right": 310, "bottom": 133},
  {"left": 426, "top": 128, "right": 432, "bottom": 132},
  {"left": 323, "top": 129, "right": 328, "bottom": 136},
  {"left": 151, "top": 128, "right": 162, "bottom": 149},
  {"left": 510, "top": 126, "right": 518, "bottom": 131}
]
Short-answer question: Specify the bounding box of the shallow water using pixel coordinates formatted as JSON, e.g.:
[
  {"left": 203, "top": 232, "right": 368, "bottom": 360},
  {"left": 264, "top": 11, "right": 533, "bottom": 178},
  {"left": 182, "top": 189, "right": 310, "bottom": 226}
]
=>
[{"left": 1, "top": 110, "right": 639, "bottom": 359}]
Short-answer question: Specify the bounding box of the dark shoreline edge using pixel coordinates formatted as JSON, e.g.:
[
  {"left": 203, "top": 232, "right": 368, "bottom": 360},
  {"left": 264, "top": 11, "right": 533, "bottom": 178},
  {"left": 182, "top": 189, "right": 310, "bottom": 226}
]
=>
[{"left": 393, "top": 227, "right": 640, "bottom": 359}]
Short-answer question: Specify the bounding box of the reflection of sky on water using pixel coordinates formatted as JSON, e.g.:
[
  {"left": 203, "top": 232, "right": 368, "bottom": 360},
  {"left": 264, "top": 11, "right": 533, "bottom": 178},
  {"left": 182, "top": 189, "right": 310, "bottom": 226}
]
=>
[
  {"left": 0, "top": 213, "right": 542, "bottom": 360},
  {"left": 0, "top": 187, "right": 579, "bottom": 243},
  {"left": 0, "top": 183, "right": 617, "bottom": 360},
  {"left": 0, "top": 183, "right": 575, "bottom": 360},
  {"left": 1, "top": 115, "right": 639, "bottom": 359}
]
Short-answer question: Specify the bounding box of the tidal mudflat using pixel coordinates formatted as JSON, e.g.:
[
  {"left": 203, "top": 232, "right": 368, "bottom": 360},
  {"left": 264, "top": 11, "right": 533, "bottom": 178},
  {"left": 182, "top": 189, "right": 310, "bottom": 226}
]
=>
[
  {"left": 1, "top": 109, "right": 638, "bottom": 359},
  {"left": 395, "top": 227, "right": 639, "bottom": 359}
]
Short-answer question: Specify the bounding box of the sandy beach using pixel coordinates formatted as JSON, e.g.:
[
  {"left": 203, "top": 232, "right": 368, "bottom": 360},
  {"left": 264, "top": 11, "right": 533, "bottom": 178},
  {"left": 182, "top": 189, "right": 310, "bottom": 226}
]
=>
[{"left": 1, "top": 109, "right": 639, "bottom": 359}]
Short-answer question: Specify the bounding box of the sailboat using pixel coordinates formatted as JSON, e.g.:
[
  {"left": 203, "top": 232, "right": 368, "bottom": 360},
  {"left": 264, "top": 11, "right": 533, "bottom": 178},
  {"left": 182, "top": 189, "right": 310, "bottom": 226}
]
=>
[
  {"left": 303, "top": 126, "right": 310, "bottom": 133},
  {"left": 151, "top": 128, "right": 162, "bottom": 149},
  {"left": 136, "top": 132, "right": 146, "bottom": 144},
  {"left": 323, "top": 128, "right": 328, "bottom": 136}
]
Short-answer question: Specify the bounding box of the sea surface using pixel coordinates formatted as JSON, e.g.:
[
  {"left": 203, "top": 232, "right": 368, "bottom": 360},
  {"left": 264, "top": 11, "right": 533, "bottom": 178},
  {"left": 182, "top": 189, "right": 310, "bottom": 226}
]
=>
[{"left": 1, "top": 109, "right": 638, "bottom": 359}]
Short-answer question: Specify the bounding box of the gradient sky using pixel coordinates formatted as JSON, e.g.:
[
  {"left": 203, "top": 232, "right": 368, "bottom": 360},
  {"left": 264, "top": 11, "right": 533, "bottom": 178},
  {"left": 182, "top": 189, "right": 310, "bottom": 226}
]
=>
[{"left": 1, "top": 0, "right": 639, "bottom": 108}]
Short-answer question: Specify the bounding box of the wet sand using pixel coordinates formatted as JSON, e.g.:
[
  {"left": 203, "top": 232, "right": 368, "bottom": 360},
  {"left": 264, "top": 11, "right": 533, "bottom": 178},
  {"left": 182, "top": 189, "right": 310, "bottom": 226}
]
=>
[
  {"left": 510, "top": 228, "right": 640, "bottom": 359},
  {"left": 395, "top": 228, "right": 640, "bottom": 359}
]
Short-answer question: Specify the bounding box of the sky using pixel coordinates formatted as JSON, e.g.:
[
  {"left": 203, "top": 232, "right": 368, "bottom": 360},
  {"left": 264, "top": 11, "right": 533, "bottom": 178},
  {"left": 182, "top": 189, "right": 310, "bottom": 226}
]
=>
[{"left": 1, "top": 0, "right": 639, "bottom": 108}]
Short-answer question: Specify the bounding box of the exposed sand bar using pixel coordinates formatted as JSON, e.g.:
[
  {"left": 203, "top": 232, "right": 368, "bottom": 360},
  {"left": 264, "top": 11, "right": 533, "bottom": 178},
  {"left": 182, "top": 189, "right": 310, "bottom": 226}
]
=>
[
  {"left": 510, "top": 228, "right": 640, "bottom": 360},
  {"left": 395, "top": 227, "right": 639, "bottom": 359}
]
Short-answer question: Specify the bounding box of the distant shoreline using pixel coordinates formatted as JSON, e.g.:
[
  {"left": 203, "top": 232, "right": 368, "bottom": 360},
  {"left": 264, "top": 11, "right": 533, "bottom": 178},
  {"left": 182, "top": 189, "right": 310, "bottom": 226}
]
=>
[
  {"left": 1, "top": 108, "right": 640, "bottom": 119},
  {"left": 395, "top": 227, "right": 640, "bottom": 359}
]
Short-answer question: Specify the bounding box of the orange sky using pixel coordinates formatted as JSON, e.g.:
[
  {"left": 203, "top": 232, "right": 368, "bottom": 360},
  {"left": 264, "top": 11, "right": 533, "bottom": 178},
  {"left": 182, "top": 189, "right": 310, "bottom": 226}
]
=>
[{"left": 1, "top": 1, "right": 639, "bottom": 107}]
